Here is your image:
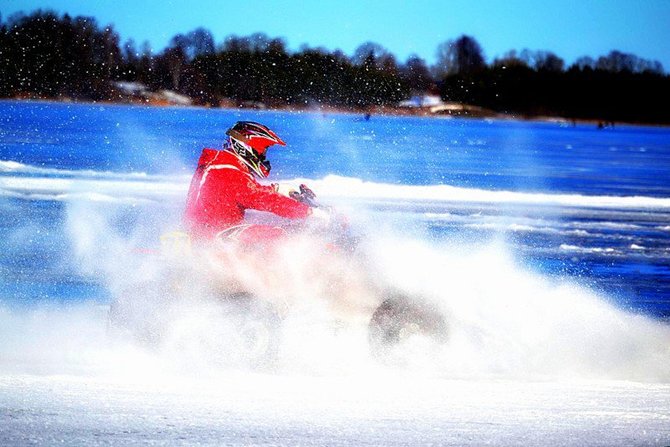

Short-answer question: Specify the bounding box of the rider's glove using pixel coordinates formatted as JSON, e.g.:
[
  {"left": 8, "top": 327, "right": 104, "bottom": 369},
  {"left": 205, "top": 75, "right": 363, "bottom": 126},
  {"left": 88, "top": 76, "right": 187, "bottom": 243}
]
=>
[
  {"left": 288, "top": 184, "right": 318, "bottom": 207},
  {"left": 298, "top": 184, "right": 316, "bottom": 201}
]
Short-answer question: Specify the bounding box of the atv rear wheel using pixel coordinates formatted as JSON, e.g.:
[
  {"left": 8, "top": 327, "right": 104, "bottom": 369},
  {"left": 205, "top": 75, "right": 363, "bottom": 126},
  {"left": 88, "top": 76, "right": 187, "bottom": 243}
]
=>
[
  {"left": 223, "top": 292, "right": 282, "bottom": 368},
  {"left": 108, "top": 281, "right": 176, "bottom": 345}
]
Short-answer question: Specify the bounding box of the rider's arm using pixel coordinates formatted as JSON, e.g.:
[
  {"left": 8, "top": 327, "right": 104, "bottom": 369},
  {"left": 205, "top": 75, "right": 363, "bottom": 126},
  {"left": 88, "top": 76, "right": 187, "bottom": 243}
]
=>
[{"left": 240, "top": 174, "right": 312, "bottom": 219}]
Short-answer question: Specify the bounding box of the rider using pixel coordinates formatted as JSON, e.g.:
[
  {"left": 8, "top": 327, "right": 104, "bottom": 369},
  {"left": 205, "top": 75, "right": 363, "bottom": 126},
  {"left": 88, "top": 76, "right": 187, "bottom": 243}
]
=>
[{"left": 183, "top": 121, "right": 321, "bottom": 242}]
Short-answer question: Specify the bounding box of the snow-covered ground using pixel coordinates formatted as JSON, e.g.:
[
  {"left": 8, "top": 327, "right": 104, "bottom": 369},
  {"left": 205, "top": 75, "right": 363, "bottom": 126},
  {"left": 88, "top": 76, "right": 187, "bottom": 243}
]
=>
[
  {"left": 1, "top": 299, "right": 669, "bottom": 446},
  {"left": 2, "top": 372, "right": 669, "bottom": 446}
]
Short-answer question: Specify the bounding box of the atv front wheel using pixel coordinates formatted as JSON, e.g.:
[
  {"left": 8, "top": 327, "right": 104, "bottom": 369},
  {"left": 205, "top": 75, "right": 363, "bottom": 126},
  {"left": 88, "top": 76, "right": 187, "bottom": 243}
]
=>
[{"left": 368, "top": 294, "right": 448, "bottom": 358}]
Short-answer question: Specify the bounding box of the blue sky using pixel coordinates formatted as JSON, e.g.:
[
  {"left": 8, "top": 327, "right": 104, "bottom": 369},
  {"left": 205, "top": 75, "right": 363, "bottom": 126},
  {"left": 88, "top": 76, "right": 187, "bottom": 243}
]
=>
[{"left": 3, "top": 0, "right": 670, "bottom": 70}]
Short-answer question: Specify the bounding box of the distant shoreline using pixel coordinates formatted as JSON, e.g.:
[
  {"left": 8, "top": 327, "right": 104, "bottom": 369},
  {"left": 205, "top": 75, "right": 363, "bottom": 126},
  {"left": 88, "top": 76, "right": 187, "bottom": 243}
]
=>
[{"left": 4, "top": 97, "right": 667, "bottom": 129}]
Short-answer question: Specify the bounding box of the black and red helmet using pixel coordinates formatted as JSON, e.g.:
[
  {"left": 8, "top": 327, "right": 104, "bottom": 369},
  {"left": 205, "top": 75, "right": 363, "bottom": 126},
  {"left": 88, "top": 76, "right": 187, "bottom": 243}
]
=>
[{"left": 225, "top": 121, "right": 286, "bottom": 178}]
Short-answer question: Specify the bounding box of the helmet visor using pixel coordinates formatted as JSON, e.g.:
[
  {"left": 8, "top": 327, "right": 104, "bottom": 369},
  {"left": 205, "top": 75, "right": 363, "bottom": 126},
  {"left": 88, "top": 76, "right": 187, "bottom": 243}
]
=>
[
  {"left": 230, "top": 138, "right": 271, "bottom": 178},
  {"left": 258, "top": 152, "right": 271, "bottom": 177}
]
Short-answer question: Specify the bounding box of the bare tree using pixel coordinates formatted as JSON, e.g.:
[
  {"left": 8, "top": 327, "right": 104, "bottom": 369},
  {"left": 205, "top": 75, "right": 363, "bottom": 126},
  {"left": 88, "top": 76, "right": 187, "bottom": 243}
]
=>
[
  {"left": 433, "top": 39, "right": 454, "bottom": 77},
  {"left": 400, "top": 55, "right": 433, "bottom": 91},
  {"left": 434, "top": 35, "right": 485, "bottom": 76},
  {"left": 596, "top": 50, "right": 664, "bottom": 74},
  {"left": 163, "top": 34, "right": 188, "bottom": 90},
  {"left": 492, "top": 50, "right": 530, "bottom": 69},
  {"left": 187, "top": 27, "right": 215, "bottom": 59},
  {"left": 533, "top": 51, "right": 564, "bottom": 72},
  {"left": 352, "top": 41, "right": 391, "bottom": 67},
  {"left": 572, "top": 56, "right": 595, "bottom": 70},
  {"left": 596, "top": 50, "right": 636, "bottom": 72}
]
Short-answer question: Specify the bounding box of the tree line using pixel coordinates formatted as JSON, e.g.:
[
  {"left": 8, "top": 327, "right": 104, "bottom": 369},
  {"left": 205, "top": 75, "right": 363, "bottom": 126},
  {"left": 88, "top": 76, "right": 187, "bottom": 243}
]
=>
[{"left": 1, "top": 10, "right": 668, "bottom": 124}]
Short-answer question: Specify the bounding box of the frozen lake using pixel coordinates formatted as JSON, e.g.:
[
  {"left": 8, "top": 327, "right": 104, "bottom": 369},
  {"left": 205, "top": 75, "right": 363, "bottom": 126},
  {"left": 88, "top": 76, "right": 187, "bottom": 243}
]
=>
[{"left": 1, "top": 100, "right": 669, "bottom": 445}]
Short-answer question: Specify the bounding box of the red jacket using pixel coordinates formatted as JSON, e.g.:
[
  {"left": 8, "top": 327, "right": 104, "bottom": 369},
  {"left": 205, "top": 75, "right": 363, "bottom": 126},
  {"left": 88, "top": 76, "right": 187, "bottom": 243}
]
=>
[{"left": 183, "top": 148, "right": 311, "bottom": 239}]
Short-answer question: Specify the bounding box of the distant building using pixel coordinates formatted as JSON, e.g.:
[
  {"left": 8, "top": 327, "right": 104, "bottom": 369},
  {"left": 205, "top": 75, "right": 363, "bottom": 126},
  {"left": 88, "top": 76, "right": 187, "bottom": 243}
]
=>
[
  {"left": 155, "top": 90, "right": 192, "bottom": 106},
  {"left": 111, "top": 81, "right": 192, "bottom": 106},
  {"left": 430, "top": 102, "right": 496, "bottom": 117},
  {"left": 113, "top": 81, "right": 151, "bottom": 98},
  {"left": 398, "top": 94, "right": 444, "bottom": 108}
]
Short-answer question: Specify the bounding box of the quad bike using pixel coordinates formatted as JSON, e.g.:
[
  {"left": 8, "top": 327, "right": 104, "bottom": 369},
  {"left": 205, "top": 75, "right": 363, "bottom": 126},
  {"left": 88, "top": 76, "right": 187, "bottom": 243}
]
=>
[{"left": 108, "top": 185, "right": 448, "bottom": 367}]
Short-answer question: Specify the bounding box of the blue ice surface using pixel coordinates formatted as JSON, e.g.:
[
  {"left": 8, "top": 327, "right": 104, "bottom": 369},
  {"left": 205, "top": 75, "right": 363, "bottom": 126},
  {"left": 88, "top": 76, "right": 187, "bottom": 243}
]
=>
[
  {"left": 3, "top": 100, "right": 670, "bottom": 196},
  {"left": 1, "top": 100, "right": 669, "bottom": 317}
]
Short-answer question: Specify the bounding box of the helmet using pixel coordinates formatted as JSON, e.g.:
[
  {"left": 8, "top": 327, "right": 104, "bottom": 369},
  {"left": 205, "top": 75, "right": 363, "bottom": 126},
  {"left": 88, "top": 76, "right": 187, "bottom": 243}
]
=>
[{"left": 225, "top": 121, "right": 286, "bottom": 178}]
